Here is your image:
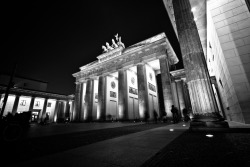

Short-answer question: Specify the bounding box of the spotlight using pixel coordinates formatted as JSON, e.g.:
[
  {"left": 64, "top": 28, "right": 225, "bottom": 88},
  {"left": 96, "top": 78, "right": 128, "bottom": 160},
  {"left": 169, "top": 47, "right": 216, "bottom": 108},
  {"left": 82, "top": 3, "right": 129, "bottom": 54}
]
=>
[
  {"left": 206, "top": 134, "right": 213, "bottom": 138},
  {"left": 183, "top": 124, "right": 186, "bottom": 127},
  {"left": 170, "top": 129, "right": 174, "bottom": 131}
]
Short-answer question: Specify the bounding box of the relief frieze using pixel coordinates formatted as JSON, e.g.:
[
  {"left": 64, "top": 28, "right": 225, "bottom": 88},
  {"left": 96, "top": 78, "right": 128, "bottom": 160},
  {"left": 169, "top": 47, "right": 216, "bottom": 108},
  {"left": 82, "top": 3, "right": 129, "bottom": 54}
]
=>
[{"left": 79, "top": 45, "right": 166, "bottom": 79}]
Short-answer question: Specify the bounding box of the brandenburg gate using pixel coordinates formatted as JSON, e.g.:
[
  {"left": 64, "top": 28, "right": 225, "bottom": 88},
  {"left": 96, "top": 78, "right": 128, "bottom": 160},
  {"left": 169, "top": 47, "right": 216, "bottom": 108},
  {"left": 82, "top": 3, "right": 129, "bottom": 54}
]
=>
[{"left": 72, "top": 33, "right": 180, "bottom": 122}]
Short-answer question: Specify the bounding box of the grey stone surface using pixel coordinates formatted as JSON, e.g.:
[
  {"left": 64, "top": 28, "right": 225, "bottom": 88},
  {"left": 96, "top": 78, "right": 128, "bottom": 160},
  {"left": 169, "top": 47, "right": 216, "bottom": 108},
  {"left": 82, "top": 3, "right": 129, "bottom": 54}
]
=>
[{"left": 85, "top": 79, "right": 94, "bottom": 121}]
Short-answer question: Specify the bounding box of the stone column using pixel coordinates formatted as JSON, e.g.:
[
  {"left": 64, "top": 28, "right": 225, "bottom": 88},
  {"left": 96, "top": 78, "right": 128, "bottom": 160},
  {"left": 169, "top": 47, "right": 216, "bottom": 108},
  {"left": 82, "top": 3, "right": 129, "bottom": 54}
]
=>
[
  {"left": 29, "top": 96, "right": 35, "bottom": 111},
  {"left": 80, "top": 82, "right": 86, "bottom": 122},
  {"left": 53, "top": 100, "right": 59, "bottom": 122},
  {"left": 65, "top": 101, "right": 70, "bottom": 120},
  {"left": 118, "top": 69, "right": 128, "bottom": 121},
  {"left": 73, "top": 82, "right": 82, "bottom": 122},
  {"left": 171, "top": 81, "right": 180, "bottom": 116},
  {"left": 84, "top": 79, "right": 94, "bottom": 121},
  {"left": 154, "top": 74, "right": 161, "bottom": 117},
  {"left": 176, "top": 80, "right": 186, "bottom": 117},
  {"left": 137, "top": 63, "right": 149, "bottom": 121},
  {"left": 183, "top": 82, "right": 192, "bottom": 111},
  {"left": 70, "top": 101, "right": 75, "bottom": 122},
  {"left": 38, "top": 98, "right": 48, "bottom": 123},
  {"left": 57, "top": 101, "right": 66, "bottom": 122},
  {"left": 173, "top": 0, "right": 228, "bottom": 127},
  {"left": 159, "top": 56, "right": 173, "bottom": 118},
  {"left": 12, "top": 94, "right": 20, "bottom": 115},
  {"left": 97, "top": 75, "right": 106, "bottom": 121}
]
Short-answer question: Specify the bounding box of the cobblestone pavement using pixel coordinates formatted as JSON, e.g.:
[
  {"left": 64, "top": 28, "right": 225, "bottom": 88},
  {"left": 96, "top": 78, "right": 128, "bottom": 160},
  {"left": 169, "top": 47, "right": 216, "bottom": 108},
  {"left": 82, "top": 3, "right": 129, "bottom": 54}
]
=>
[
  {"left": 141, "top": 130, "right": 250, "bottom": 167},
  {"left": 1, "top": 122, "right": 168, "bottom": 165}
]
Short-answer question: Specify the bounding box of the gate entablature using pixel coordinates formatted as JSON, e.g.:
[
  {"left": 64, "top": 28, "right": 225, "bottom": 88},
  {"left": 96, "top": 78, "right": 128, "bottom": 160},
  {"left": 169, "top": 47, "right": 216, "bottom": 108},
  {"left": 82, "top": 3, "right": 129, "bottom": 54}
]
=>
[{"left": 73, "top": 33, "right": 179, "bottom": 82}]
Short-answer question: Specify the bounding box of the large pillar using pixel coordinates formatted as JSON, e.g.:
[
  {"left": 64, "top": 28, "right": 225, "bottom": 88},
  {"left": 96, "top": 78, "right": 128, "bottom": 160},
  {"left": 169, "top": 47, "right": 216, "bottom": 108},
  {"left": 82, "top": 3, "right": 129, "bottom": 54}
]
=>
[
  {"left": 29, "top": 96, "right": 35, "bottom": 111},
  {"left": 65, "top": 101, "right": 70, "bottom": 120},
  {"left": 159, "top": 56, "right": 173, "bottom": 118},
  {"left": 97, "top": 75, "right": 106, "bottom": 121},
  {"left": 118, "top": 69, "right": 128, "bottom": 121},
  {"left": 57, "top": 101, "right": 66, "bottom": 122},
  {"left": 80, "top": 82, "right": 86, "bottom": 122},
  {"left": 183, "top": 82, "right": 192, "bottom": 111},
  {"left": 12, "top": 94, "right": 20, "bottom": 115},
  {"left": 84, "top": 79, "right": 94, "bottom": 121},
  {"left": 70, "top": 100, "right": 75, "bottom": 122},
  {"left": 171, "top": 81, "right": 181, "bottom": 116},
  {"left": 73, "top": 82, "right": 82, "bottom": 122},
  {"left": 173, "top": 0, "right": 228, "bottom": 127},
  {"left": 137, "top": 63, "right": 149, "bottom": 121},
  {"left": 176, "top": 80, "right": 186, "bottom": 117},
  {"left": 38, "top": 98, "right": 48, "bottom": 123},
  {"left": 154, "top": 74, "right": 161, "bottom": 117},
  {"left": 53, "top": 100, "right": 59, "bottom": 122}
]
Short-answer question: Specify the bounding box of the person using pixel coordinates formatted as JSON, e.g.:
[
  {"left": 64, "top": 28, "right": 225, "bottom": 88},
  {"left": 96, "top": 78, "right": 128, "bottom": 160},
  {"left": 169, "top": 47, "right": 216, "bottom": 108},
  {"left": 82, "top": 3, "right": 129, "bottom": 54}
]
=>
[
  {"left": 144, "top": 111, "right": 149, "bottom": 123},
  {"left": 153, "top": 110, "right": 158, "bottom": 124},
  {"left": 171, "top": 105, "right": 179, "bottom": 123},
  {"left": 182, "top": 108, "right": 190, "bottom": 122}
]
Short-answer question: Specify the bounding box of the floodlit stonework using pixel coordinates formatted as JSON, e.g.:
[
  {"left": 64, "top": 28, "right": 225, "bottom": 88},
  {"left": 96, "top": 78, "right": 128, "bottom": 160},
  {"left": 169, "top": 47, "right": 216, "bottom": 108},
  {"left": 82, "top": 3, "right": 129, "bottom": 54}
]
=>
[
  {"left": 163, "top": 0, "right": 250, "bottom": 124},
  {"left": 0, "top": 75, "right": 74, "bottom": 123},
  {"left": 73, "top": 33, "right": 185, "bottom": 122}
]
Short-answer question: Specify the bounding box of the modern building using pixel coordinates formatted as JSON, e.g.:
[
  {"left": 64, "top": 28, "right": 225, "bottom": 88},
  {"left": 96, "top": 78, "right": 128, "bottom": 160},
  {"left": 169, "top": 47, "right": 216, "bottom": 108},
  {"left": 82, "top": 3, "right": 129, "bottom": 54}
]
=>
[
  {"left": 0, "top": 74, "right": 74, "bottom": 123},
  {"left": 163, "top": 0, "right": 250, "bottom": 124}
]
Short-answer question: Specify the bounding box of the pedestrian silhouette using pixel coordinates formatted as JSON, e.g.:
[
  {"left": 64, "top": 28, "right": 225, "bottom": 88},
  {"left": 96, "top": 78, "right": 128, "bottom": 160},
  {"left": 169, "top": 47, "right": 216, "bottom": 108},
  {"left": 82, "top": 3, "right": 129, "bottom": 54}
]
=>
[
  {"left": 153, "top": 110, "right": 158, "bottom": 124},
  {"left": 171, "top": 105, "right": 179, "bottom": 123},
  {"left": 182, "top": 108, "right": 190, "bottom": 122}
]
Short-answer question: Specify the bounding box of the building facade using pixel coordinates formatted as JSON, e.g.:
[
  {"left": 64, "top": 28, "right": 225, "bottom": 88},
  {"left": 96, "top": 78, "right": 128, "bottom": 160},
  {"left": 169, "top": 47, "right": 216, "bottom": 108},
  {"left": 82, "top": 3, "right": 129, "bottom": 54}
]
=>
[
  {"left": 0, "top": 75, "right": 74, "bottom": 123},
  {"left": 163, "top": 0, "right": 250, "bottom": 124},
  {"left": 72, "top": 33, "right": 194, "bottom": 122}
]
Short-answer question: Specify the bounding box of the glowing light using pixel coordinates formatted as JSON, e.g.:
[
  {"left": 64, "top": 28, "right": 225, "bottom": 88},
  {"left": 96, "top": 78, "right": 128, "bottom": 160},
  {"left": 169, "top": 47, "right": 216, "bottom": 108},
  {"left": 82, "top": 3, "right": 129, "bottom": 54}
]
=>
[
  {"left": 191, "top": 7, "right": 196, "bottom": 12},
  {"left": 194, "top": 18, "right": 197, "bottom": 21},
  {"left": 183, "top": 124, "right": 186, "bottom": 127},
  {"left": 170, "top": 129, "right": 174, "bottom": 131},
  {"left": 206, "top": 134, "right": 213, "bottom": 138}
]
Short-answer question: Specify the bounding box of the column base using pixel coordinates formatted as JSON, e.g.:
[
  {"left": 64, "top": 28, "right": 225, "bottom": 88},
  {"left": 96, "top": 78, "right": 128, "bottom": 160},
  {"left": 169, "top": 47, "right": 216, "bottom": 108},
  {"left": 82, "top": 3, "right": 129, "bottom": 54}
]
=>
[
  {"left": 189, "top": 113, "right": 229, "bottom": 130},
  {"left": 190, "top": 120, "right": 229, "bottom": 128}
]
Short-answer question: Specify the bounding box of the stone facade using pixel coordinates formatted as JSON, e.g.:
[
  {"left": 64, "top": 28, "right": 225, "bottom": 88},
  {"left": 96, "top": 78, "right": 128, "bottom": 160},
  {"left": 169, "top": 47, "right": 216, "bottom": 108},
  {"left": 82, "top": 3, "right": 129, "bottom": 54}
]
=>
[
  {"left": 163, "top": 0, "right": 250, "bottom": 124},
  {"left": 0, "top": 85, "right": 74, "bottom": 123},
  {"left": 72, "top": 33, "right": 191, "bottom": 122}
]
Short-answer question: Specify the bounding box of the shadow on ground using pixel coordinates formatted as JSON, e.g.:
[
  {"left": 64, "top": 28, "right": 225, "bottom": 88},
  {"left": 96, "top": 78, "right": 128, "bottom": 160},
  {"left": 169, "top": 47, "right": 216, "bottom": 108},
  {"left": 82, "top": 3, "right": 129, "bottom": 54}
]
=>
[
  {"left": 142, "top": 130, "right": 250, "bottom": 167},
  {"left": 1, "top": 123, "right": 168, "bottom": 165}
]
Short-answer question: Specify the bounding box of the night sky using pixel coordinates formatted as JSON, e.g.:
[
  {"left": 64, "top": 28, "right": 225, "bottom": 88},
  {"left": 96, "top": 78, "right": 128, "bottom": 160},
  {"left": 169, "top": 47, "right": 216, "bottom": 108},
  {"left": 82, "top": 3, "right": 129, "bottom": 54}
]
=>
[{"left": 2, "top": 0, "right": 182, "bottom": 95}]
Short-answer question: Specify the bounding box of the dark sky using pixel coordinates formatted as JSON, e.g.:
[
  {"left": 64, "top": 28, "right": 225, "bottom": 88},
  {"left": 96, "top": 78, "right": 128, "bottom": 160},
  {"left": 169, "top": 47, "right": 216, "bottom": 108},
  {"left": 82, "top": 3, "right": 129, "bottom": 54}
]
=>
[{"left": 2, "top": 0, "right": 182, "bottom": 95}]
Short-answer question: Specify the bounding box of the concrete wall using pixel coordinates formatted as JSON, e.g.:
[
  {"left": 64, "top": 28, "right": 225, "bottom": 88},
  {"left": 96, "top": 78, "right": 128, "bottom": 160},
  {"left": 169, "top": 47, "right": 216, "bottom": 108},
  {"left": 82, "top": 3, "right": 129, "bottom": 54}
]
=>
[{"left": 208, "top": 0, "right": 250, "bottom": 123}]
